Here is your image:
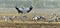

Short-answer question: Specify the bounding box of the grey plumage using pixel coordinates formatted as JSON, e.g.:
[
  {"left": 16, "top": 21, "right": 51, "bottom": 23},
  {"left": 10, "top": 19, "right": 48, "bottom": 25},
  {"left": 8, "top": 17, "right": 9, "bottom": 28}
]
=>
[
  {"left": 32, "top": 16, "right": 46, "bottom": 22},
  {"left": 15, "top": 6, "right": 33, "bottom": 14},
  {"left": 3, "top": 16, "right": 16, "bottom": 21},
  {"left": 48, "top": 18, "right": 54, "bottom": 22},
  {"left": 15, "top": 6, "right": 33, "bottom": 22},
  {"left": 32, "top": 16, "right": 40, "bottom": 22},
  {"left": 55, "top": 16, "right": 60, "bottom": 22}
]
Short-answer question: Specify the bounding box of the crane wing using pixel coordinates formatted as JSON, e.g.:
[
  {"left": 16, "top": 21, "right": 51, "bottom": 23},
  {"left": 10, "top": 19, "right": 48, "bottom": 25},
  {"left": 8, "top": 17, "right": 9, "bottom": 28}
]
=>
[
  {"left": 27, "top": 6, "right": 33, "bottom": 13},
  {"left": 15, "top": 7, "right": 23, "bottom": 13}
]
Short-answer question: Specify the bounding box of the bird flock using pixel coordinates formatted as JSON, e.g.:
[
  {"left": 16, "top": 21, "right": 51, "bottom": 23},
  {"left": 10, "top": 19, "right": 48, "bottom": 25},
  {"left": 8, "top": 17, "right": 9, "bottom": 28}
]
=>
[{"left": 2, "top": 6, "right": 60, "bottom": 22}]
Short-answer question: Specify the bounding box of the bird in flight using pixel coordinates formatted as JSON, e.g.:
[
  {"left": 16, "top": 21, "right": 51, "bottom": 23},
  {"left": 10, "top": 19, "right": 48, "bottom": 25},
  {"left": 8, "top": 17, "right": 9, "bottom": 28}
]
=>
[
  {"left": 15, "top": 6, "right": 33, "bottom": 21},
  {"left": 15, "top": 6, "right": 33, "bottom": 14}
]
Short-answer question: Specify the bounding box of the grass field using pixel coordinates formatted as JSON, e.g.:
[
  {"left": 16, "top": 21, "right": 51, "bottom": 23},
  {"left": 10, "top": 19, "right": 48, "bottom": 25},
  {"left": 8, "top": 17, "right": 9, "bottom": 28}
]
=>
[
  {"left": 0, "top": 13, "right": 60, "bottom": 28},
  {"left": 0, "top": 8, "right": 60, "bottom": 28},
  {"left": 0, "top": 0, "right": 60, "bottom": 28},
  {"left": 0, "top": 20, "right": 60, "bottom": 28}
]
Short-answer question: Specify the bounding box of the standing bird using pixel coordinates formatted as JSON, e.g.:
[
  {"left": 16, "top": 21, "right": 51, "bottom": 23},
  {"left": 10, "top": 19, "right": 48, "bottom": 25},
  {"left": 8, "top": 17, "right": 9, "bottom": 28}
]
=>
[
  {"left": 32, "top": 16, "right": 46, "bottom": 22},
  {"left": 48, "top": 17, "right": 54, "bottom": 22},
  {"left": 32, "top": 16, "right": 40, "bottom": 22},
  {"left": 3, "top": 16, "right": 16, "bottom": 21},
  {"left": 55, "top": 16, "right": 60, "bottom": 22},
  {"left": 48, "top": 13, "right": 57, "bottom": 22}
]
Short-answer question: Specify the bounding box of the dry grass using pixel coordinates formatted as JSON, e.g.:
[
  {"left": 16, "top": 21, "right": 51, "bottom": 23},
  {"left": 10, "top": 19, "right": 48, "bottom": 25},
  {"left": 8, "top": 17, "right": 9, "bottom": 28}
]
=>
[
  {"left": 0, "top": 12, "right": 60, "bottom": 28},
  {"left": 0, "top": 20, "right": 60, "bottom": 28}
]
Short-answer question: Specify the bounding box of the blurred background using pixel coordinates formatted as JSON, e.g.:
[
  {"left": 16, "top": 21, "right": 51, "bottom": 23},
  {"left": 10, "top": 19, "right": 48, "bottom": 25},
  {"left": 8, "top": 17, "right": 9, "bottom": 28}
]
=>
[{"left": 0, "top": 0, "right": 60, "bottom": 14}]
